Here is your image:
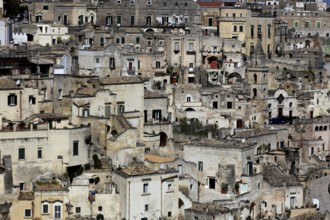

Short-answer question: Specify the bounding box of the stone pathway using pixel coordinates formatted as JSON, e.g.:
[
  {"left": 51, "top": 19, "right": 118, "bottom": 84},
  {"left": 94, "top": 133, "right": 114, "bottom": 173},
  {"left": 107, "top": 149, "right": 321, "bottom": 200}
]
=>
[{"left": 309, "top": 175, "right": 330, "bottom": 214}]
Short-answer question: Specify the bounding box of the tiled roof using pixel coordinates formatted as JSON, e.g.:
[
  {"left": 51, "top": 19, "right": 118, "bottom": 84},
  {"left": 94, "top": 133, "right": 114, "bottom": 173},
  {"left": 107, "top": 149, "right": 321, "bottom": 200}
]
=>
[
  {"left": 0, "top": 78, "right": 20, "bottom": 90},
  {"left": 75, "top": 86, "right": 96, "bottom": 97},
  {"left": 144, "top": 154, "right": 175, "bottom": 163},
  {"left": 144, "top": 90, "right": 167, "bottom": 99},
  {"left": 18, "top": 192, "right": 34, "bottom": 200},
  {"left": 187, "top": 202, "right": 231, "bottom": 214},
  {"left": 263, "top": 166, "right": 301, "bottom": 187},
  {"left": 188, "top": 137, "right": 254, "bottom": 149},
  {"left": 197, "top": 2, "right": 224, "bottom": 6},
  {"left": 120, "top": 162, "right": 156, "bottom": 176},
  {"left": 100, "top": 76, "right": 143, "bottom": 85},
  {"left": 232, "top": 128, "right": 276, "bottom": 139}
]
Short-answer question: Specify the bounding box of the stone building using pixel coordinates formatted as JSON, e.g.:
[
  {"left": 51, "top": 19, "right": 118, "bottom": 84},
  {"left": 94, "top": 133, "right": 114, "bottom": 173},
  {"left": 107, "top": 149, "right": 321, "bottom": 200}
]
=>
[
  {"left": 0, "top": 113, "right": 91, "bottom": 189},
  {"left": 183, "top": 136, "right": 257, "bottom": 201},
  {"left": 113, "top": 162, "right": 187, "bottom": 220},
  {"left": 96, "top": 0, "right": 201, "bottom": 28}
]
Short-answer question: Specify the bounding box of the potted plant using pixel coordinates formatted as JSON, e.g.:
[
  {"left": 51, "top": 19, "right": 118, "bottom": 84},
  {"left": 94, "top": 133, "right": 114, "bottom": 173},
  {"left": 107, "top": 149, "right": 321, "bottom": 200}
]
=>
[{"left": 221, "top": 183, "right": 228, "bottom": 194}]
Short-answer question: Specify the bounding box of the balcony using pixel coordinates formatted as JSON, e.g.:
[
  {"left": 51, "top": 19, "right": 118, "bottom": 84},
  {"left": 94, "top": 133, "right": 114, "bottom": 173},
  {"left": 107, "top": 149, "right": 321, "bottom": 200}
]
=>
[
  {"left": 186, "top": 48, "right": 195, "bottom": 55},
  {"left": 127, "top": 67, "right": 136, "bottom": 75}
]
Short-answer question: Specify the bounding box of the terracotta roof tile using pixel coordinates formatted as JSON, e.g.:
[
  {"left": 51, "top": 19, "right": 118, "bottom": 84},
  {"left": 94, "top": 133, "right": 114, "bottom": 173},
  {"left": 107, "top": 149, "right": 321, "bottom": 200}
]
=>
[{"left": 144, "top": 154, "right": 175, "bottom": 163}]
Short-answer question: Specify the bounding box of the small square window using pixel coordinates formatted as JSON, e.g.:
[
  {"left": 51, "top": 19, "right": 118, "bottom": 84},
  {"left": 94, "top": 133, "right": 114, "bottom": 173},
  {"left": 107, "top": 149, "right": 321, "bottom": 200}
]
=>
[
  {"left": 43, "top": 5, "right": 49, "bottom": 10},
  {"left": 96, "top": 58, "right": 99, "bottom": 63},
  {"left": 25, "top": 209, "right": 32, "bottom": 217},
  {"left": 76, "top": 207, "right": 81, "bottom": 214},
  {"left": 198, "top": 161, "right": 203, "bottom": 171},
  {"left": 29, "top": 95, "right": 36, "bottom": 105},
  {"left": 145, "top": 204, "right": 149, "bottom": 211},
  {"left": 98, "top": 206, "right": 102, "bottom": 211}
]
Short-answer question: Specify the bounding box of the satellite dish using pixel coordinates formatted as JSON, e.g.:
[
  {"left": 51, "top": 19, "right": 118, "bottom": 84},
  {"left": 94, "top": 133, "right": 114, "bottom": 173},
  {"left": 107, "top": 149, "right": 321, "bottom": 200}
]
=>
[{"left": 16, "top": 80, "right": 21, "bottom": 86}]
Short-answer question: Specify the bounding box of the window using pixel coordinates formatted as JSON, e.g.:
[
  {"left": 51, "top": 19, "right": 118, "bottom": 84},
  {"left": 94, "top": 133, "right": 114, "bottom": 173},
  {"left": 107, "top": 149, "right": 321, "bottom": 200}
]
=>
[
  {"left": 117, "top": 103, "right": 125, "bottom": 114},
  {"left": 25, "top": 209, "right": 32, "bottom": 217},
  {"left": 43, "top": 5, "right": 49, "bottom": 10},
  {"left": 267, "top": 24, "right": 271, "bottom": 38},
  {"left": 316, "top": 21, "right": 321, "bottom": 28},
  {"left": 250, "top": 25, "right": 254, "bottom": 38},
  {"left": 116, "top": 0, "right": 121, "bottom": 4},
  {"left": 121, "top": 37, "right": 125, "bottom": 44},
  {"left": 130, "top": 16, "right": 135, "bottom": 26},
  {"left": 146, "top": 16, "right": 151, "bottom": 26},
  {"left": 152, "top": 110, "right": 161, "bottom": 121},
  {"left": 304, "top": 21, "right": 310, "bottom": 28},
  {"left": 233, "top": 13, "right": 236, "bottom": 17},
  {"left": 168, "top": 212, "right": 172, "bottom": 217},
  {"left": 294, "top": 21, "right": 299, "bottom": 28},
  {"left": 19, "top": 148, "right": 25, "bottom": 160},
  {"left": 106, "top": 16, "right": 112, "bottom": 25},
  {"left": 100, "top": 37, "right": 104, "bottom": 46},
  {"left": 188, "top": 42, "right": 194, "bottom": 51},
  {"left": 227, "top": 102, "right": 233, "bottom": 109},
  {"left": 105, "top": 105, "right": 111, "bottom": 118},
  {"left": 186, "top": 96, "right": 191, "bottom": 102},
  {"left": 174, "top": 42, "right": 180, "bottom": 51},
  {"left": 73, "top": 141, "right": 79, "bottom": 156},
  {"left": 19, "top": 183, "right": 25, "bottom": 191},
  {"left": 96, "top": 58, "right": 99, "bottom": 63},
  {"left": 42, "top": 203, "right": 49, "bottom": 214},
  {"left": 147, "top": 0, "right": 152, "bottom": 5},
  {"left": 8, "top": 94, "right": 17, "bottom": 106},
  {"left": 38, "top": 148, "right": 42, "bottom": 159},
  {"left": 156, "top": 61, "right": 161, "bottom": 68},
  {"left": 167, "top": 182, "right": 172, "bottom": 191},
  {"left": 233, "top": 25, "right": 237, "bottom": 32},
  {"left": 208, "top": 17, "right": 213, "bottom": 26},
  {"left": 82, "top": 108, "right": 89, "bottom": 117},
  {"left": 145, "top": 204, "right": 149, "bottom": 211},
  {"left": 29, "top": 95, "right": 36, "bottom": 105},
  {"left": 198, "top": 161, "right": 203, "bottom": 171},
  {"left": 54, "top": 203, "right": 61, "bottom": 219},
  {"left": 98, "top": 206, "right": 102, "bottom": 211},
  {"left": 75, "top": 207, "right": 81, "bottom": 214},
  {"left": 143, "top": 183, "right": 149, "bottom": 193},
  {"left": 109, "top": 57, "right": 115, "bottom": 69},
  {"left": 117, "top": 16, "right": 121, "bottom": 25},
  {"left": 239, "top": 25, "right": 244, "bottom": 32},
  {"left": 136, "top": 37, "right": 140, "bottom": 44},
  {"left": 130, "top": 0, "right": 135, "bottom": 5}
]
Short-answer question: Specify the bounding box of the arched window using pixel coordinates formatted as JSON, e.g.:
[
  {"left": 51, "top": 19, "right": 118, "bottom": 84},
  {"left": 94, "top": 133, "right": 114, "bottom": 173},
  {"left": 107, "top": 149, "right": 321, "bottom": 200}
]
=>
[
  {"left": 315, "top": 126, "right": 319, "bottom": 131},
  {"left": 253, "top": 88, "right": 257, "bottom": 97},
  {"left": 324, "top": 126, "right": 327, "bottom": 131},
  {"left": 253, "top": 74, "right": 257, "bottom": 83}
]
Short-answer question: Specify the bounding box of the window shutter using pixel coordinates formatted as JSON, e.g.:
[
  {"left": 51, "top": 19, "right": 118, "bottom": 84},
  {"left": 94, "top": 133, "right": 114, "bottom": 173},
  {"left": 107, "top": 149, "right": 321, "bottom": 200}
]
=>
[{"left": 7, "top": 95, "right": 10, "bottom": 105}]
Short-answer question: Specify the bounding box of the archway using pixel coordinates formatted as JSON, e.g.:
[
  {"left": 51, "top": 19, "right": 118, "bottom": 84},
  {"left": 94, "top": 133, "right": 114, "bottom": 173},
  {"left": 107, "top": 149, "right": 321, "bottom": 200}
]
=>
[
  {"left": 159, "top": 132, "right": 167, "bottom": 147},
  {"left": 185, "top": 108, "right": 195, "bottom": 111},
  {"left": 228, "top": 72, "right": 242, "bottom": 84},
  {"left": 96, "top": 214, "right": 104, "bottom": 220}
]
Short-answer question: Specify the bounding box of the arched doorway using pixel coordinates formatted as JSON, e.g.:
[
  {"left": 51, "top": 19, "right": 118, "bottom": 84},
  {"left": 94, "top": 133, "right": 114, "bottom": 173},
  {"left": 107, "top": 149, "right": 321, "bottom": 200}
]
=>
[
  {"left": 96, "top": 214, "right": 104, "bottom": 220},
  {"left": 159, "top": 132, "right": 167, "bottom": 147}
]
